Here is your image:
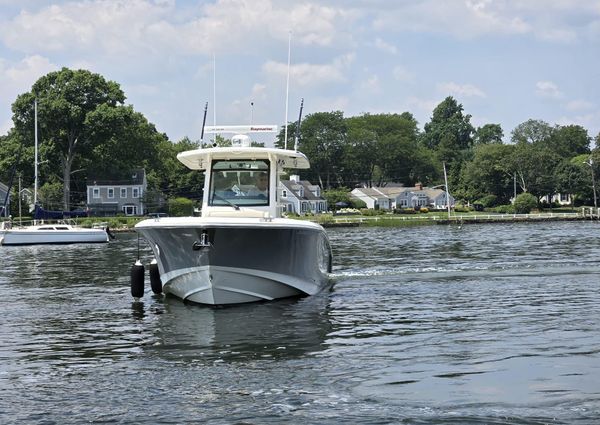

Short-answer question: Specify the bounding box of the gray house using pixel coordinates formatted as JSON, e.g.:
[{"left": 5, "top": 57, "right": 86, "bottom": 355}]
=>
[
  {"left": 86, "top": 169, "right": 147, "bottom": 216},
  {"left": 0, "top": 181, "right": 9, "bottom": 217},
  {"left": 279, "top": 175, "right": 327, "bottom": 215}
]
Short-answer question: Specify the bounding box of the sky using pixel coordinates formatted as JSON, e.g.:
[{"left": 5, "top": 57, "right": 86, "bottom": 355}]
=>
[{"left": 0, "top": 0, "right": 599, "bottom": 146}]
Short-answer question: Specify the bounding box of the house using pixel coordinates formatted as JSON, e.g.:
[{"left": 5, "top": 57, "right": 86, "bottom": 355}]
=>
[
  {"left": 351, "top": 183, "right": 454, "bottom": 210},
  {"left": 540, "top": 193, "right": 573, "bottom": 206},
  {"left": 86, "top": 169, "right": 147, "bottom": 216},
  {"left": 0, "top": 181, "right": 9, "bottom": 217},
  {"left": 279, "top": 175, "right": 327, "bottom": 215}
]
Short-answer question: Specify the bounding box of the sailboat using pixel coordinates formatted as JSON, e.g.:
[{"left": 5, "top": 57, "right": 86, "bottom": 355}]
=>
[
  {"left": 134, "top": 124, "right": 332, "bottom": 305},
  {"left": 0, "top": 100, "right": 110, "bottom": 246}
]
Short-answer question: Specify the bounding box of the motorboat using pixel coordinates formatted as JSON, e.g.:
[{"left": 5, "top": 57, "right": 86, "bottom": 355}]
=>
[
  {"left": 0, "top": 220, "right": 110, "bottom": 246},
  {"left": 135, "top": 125, "right": 332, "bottom": 305}
]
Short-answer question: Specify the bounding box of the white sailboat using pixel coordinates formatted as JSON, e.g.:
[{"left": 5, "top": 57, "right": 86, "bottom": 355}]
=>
[{"left": 0, "top": 100, "right": 110, "bottom": 246}]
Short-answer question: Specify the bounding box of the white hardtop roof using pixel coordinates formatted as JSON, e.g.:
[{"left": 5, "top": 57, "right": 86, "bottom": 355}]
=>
[{"left": 177, "top": 146, "right": 311, "bottom": 170}]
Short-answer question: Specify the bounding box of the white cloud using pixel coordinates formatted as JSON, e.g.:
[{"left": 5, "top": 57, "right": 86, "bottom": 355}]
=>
[
  {"left": 262, "top": 53, "right": 354, "bottom": 87},
  {"left": 360, "top": 74, "right": 381, "bottom": 93},
  {"left": 566, "top": 99, "right": 594, "bottom": 111},
  {"left": 536, "top": 80, "right": 562, "bottom": 98},
  {"left": 0, "top": 0, "right": 359, "bottom": 59},
  {"left": 370, "top": 0, "right": 600, "bottom": 42},
  {"left": 392, "top": 65, "right": 414, "bottom": 82},
  {"left": 437, "top": 82, "right": 486, "bottom": 98},
  {"left": 0, "top": 55, "right": 58, "bottom": 134},
  {"left": 373, "top": 38, "right": 397, "bottom": 54}
]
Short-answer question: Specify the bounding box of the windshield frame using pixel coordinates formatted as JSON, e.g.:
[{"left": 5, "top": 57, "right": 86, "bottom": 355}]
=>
[{"left": 208, "top": 159, "right": 271, "bottom": 208}]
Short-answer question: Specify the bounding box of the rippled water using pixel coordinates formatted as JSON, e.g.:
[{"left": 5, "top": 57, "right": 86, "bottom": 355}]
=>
[{"left": 1, "top": 221, "right": 600, "bottom": 424}]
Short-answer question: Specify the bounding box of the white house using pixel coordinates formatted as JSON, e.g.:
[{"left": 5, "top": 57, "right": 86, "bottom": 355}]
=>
[
  {"left": 279, "top": 175, "right": 327, "bottom": 215},
  {"left": 87, "top": 168, "right": 147, "bottom": 216},
  {"left": 351, "top": 183, "right": 454, "bottom": 210}
]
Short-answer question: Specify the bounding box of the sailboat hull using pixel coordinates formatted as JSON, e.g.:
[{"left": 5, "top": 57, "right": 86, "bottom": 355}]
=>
[
  {"left": 0, "top": 226, "right": 109, "bottom": 245},
  {"left": 136, "top": 218, "right": 332, "bottom": 305}
]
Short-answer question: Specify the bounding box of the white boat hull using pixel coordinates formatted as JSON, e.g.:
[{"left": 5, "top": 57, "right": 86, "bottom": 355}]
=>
[
  {"left": 0, "top": 227, "right": 109, "bottom": 245},
  {"left": 135, "top": 217, "right": 332, "bottom": 305}
]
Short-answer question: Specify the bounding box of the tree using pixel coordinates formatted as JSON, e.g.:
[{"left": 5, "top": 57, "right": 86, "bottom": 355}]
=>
[
  {"left": 459, "top": 143, "right": 515, "bottom": 203},
  {"left": 279, "top": 111, "right": 347, "bottom": 189},
  {"left": 555, "top": 158, "right": 588, "bottom": 206},
  {"left": 510, "top": 119, "right": 553, "bottom": 145},
  {"left": 548, "top": 124, "right": 590, "bottom": 158},
  {"left": 474, "top": 124, "right": 504, "bottom": 145},
  {"left": 421, "top": 97, "right": 475, "bottom": 189},
  {"left": 11, "top": 68, "right": 126, "bottom": 210}
]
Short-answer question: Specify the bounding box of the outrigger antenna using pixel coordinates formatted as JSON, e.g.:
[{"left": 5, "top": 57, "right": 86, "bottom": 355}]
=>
[
  {"left": 200, "top": 102, "right": 208, "bottom": 144},
  {"left": 294, "top": 98, "right": 304, "bottom": 152}
]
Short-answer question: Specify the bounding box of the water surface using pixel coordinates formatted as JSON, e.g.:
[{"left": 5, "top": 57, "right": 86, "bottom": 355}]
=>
[{"left": 1, "top": 221, "right": 600, "bottom": 424}]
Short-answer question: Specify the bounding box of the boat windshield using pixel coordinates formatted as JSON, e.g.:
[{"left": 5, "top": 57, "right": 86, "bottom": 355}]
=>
[{"left": 209, "top": 159, "right": 270, "bottom": 207}]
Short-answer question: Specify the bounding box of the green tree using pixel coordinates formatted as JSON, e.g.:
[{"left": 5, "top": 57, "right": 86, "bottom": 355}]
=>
[
  {"left": 511, "top": 119, "right": 554, "bottom": 145},
  {"left": 11, "top": 68, "right": 126, "bottom": 210},
  {"left": 474, "top": 124, "right": 504, "bottom": 145},
  {"left": 555, "top": 158, "right": 588, "bottom": 206},
  {"left": 459, "top": 143, "right": 515, "bottom": 203},
  {"left": 279, "top": 111, "right": 347, "bottom": 189},
  {"left": 548, "top": 124, "right": 590, "bottom": 158},
  {"left": 421, "top": 97, "right": 475, "bottom": 189}
]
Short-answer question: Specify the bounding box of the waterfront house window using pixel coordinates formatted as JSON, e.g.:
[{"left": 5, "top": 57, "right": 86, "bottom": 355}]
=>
[
  {"left": 282, "top": 190, "right": 287, "bottom": 198},
  {"left": 107, "top": 188, "right": 114, "bottom": 199},
  {"left": 93, "top": 188, "right": 100, "bottom": 199},
  {"left": 133, "top": 187, "right": 139, "bottom": 198},
  {"left": 121, "top": 188, "right": 127, "bottom": 198}
]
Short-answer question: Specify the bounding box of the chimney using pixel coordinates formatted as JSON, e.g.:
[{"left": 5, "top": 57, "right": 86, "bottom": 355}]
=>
[
  {"left": 290, "top": 175, "right": 300, "bottom": 183},
  {"left": 416, "top": 182, "right": 423, "bottom": 190}
]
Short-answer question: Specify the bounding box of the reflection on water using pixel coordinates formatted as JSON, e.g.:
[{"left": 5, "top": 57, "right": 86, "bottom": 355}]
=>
[
  {"left": 142, "top": 293, "right": 332, "bottom": 361},
  {"left": 1, "top": 223, "right": 600, "bottom": 424}
]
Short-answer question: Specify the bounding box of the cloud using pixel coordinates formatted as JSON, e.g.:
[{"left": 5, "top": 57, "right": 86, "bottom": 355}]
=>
[
  {"left": 369, "top": 0, "right": 599, "bottom": 42},
  {"left": 392, "top": 65, "right": 414, "bottom": 83},
  {"left": 0, "top": 55, "right": 58, "bottom": 134},
  {"left": 373, "top": 38, "right": 397, "bottom": 54},
  {"left": 0, "top": 0, "right": 359, "bottom": 59},
  {"left": 437, "top": 82, "right": 486, "bottom": 98},
  {"left": 566, "top": 99, "right": 594, "bottom": 111},
  {"left": 535, "top": 80, "right": 562, "bottom": 98},
  {"left": 262, "top": 53, "right": 355, "bottom": 87},
  {"left": 360, "top": 74, "right": 381, "bottom": 93}
]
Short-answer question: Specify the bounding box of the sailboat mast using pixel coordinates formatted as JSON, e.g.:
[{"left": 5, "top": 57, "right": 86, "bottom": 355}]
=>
[
  {"left": 443, "top": 161, "right": 451, "bottom": 219},
  {"left": 34, "top": 99, "right": 38, "bottom": 207},
  {"left": 284, "top": 31, "right": 291, "bottom": 150}
]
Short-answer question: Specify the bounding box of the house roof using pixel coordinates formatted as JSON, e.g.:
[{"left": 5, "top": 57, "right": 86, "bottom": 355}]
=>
[
  {"left": 281, "top": 180, "right": 326, "bottom": 201},
  {"left": 0, "top": 181, "right": 8, "bottom": 192},
  {"left": 89, "top": 168, "right": 146, "bottom": 186}
]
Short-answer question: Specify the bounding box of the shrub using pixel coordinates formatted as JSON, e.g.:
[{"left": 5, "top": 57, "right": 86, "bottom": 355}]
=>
[
  {"left": 349, "top": 199, "right": 367, "bottom": 209},
  {"left": 494, "top": 204, "right": 516, "bottom": 214},
  {"left": 513, "top": 193, "right": 538, "bottom": 214},
  {"left": 477, "top": 195, "right": 498, "bottom": 208},
  {"left": 420, "top": 207, "right": 429, "bottom": 213},
  {"left": 454, "top": 205, "right": 473, "bottom": 213},
  {"left": 168, "top": 197, "right": 194, "bottom": 217}
]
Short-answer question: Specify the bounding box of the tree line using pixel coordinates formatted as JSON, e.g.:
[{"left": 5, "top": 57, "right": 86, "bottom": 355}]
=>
[{"left": 1, "top": 68, "right": 599, "bottom": 214}]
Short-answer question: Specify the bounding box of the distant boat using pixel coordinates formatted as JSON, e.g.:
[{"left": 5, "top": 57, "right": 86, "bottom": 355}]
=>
[
  {"left": 0, "top": 100, "right": 110, "bottom": 246},
  {"left": 135, "top": 125, "right": 332, "bottom": 305}
]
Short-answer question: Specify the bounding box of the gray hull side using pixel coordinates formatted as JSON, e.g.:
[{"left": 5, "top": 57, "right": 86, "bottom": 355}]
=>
[{"left": 137, "top": 225, "right": 331, "bottom": 305}]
